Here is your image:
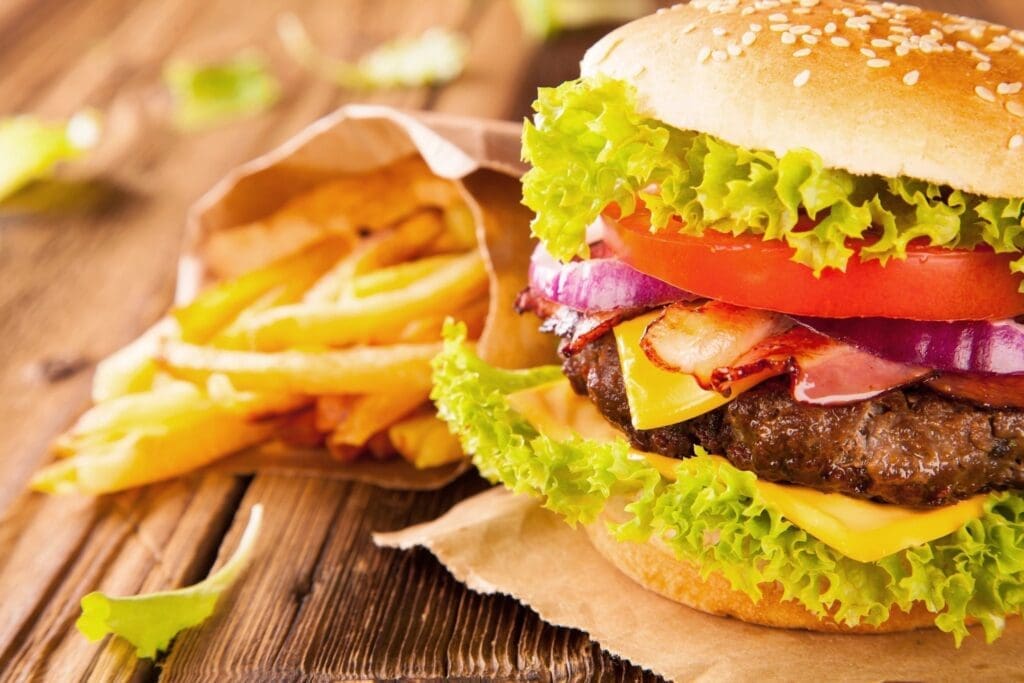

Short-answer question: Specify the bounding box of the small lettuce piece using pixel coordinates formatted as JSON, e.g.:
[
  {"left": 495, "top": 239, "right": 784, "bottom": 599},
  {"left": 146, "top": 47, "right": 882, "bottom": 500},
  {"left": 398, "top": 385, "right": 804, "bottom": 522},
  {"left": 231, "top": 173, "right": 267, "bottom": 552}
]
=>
[
  {"left": 513, "top": 0, "right": 654, "bottom": 39},
  {"left": 522, "top": 77, "right": 1024, "bottom": 286},
  {"left": 76, "top": 505, "right": 263, "bottom": 658},
  {"left": 164, "top": 54, "right": 279, "bottom": 131},
  {"left": 0, "top": 111, "right": 101, "bottom": 202},
  {"left": 432, "top": 322, "right": 1024, "bottom": 644},
  {"left": 277, "top": 14, "right": 467, "bottom": 89}
]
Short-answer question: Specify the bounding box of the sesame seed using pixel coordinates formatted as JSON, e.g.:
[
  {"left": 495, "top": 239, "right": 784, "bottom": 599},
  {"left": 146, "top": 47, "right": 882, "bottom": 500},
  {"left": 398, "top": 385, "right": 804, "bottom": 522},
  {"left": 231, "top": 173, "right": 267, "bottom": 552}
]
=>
[
  {"left": 682, "top": 22, "right": 697, "bottom": 34},
  {"left": 713, "top": 27, "right": 728, "bottom": 37},
  {"left": 712, "top": 49, "right": 728, "bottom": 62},
  {"left": 771, "top": 23, "right": 791, "bottom": 32},
  {"left": 976, "top": 85, "right": 997, "bottom": 102},
  {"left": 793, "top": 48, "right": 811, "bottom": 57},
  {"left": 769, "top": 12, "right": 788, "bottom": 22},
  {"left": 790, "top": 25, "right": 811, "bottom": 35},
  {"left": 782, "top": 32, "right": 797, "bottom": 44},
  {"left": 727, "top": 42, "right": 743, "bottom": 57},
  {"left": 895, "top": 44, "right": 910, "bottom": 56},
  {"left": 831, "top": 36, "right": 851, "bottom": 47},
  {"left": 793, "top": 69, "right": 811, "bottom": 87},
  {"left": 1010, "top": 134, "right": 1024, "bottom": 150},
  {"left": 872, "top": 38, "right": 893, "bottom": 48},
  {"left": 800, "top": 0, "right": 819, "bottom": 6},
  {"left": 698, "top": 46, "right": 712, "bottom": 63},
  {"left": 999, "top": 82, "right": 1024, "bottom": 95},
  {"left": 1007, "top": 101, "right": 1024, "bottom": 117},
  {"left": 978, "top": 62, "right": 992, "bottom": 72},
  {"left": 741, "top": 6, "right": 755, "bottom": 16},
  {"left": 988, "top": 36, "right": 1013, "bottom": 52},
  {"left": 824, "top": 22, "right": 837, "bottom": 34},
  {"left": 750, "top": 23, "right": 763, "bottom": 33},
  {"left": 903, "top": 70, "right": 920, "bottom": 85},
  {"left": 867, "top": 58, "right": 891, "bottom": 68},
  {"left": 742, "top": 31, "right": 757, "bottom": 46},
  {"left": 956, "top": 40, "right": 974, "bottom": 51},
  {"left": 802, "top": 34, "right": 818, "bottom": 44},
  {"left": 792, "top": 7, "right": 811, "bottom": 15},
  {"left": 861, "top": 48, "right": 877, "bottom": 58}
]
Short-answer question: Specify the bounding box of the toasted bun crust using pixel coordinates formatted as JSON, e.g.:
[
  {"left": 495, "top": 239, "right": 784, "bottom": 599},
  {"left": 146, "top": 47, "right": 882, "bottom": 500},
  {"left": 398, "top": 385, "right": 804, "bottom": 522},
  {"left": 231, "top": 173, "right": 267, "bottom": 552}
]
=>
[
  {"left": 586, "top": 511, "right": 936, "bottom": 633},
  {"left": 582, "top": 0, "right": 1024, "bottom": 198}
]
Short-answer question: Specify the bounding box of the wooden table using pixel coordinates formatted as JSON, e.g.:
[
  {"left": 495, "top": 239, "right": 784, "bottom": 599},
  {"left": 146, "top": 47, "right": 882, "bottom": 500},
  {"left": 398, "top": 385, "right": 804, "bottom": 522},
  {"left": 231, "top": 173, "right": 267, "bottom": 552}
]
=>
[{"left": 2, "top": 1, "right": 1022, "bottom": 680}]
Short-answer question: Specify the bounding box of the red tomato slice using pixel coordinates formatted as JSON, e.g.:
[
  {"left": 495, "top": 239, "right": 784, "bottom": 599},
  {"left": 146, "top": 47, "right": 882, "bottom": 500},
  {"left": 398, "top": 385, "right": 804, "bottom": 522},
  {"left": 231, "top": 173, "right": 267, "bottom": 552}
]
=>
[{"left": 604, "top": 211, "right": 1024, "bottom": 320}]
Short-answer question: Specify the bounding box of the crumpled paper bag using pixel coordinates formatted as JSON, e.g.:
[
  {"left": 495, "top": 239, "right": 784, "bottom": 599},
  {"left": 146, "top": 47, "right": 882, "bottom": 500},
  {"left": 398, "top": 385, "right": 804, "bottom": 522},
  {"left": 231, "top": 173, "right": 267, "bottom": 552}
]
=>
[{"left": 180, "top": 105, "right": 555, "bottom": 489}]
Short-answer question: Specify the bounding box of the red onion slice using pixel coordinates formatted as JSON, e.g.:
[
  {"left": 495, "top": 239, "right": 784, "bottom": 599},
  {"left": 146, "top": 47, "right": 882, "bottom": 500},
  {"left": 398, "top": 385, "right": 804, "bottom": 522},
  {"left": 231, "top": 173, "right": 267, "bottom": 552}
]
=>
[
  {"left": 795, "top": 316, "right": 1024, "bottom": 375},
  {"left": 528, "top": 242, "right": 694, "bottom": 313}
]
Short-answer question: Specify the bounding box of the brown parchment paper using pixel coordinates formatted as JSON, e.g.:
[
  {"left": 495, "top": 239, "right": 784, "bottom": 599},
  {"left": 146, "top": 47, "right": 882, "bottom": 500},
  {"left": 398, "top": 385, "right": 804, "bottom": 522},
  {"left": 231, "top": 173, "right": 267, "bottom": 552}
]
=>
[
  {"left": 375, "top": 487, "right": 1024, "bottom": 682},
  {"left": 178, "top": 105, "right": 555, "bottom": 489}
]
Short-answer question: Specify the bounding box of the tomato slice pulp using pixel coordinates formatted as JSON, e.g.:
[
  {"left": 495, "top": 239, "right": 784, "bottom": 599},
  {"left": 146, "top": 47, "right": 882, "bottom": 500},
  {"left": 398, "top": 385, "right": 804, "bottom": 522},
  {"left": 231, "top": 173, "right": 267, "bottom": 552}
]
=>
[{"left": 604, "top": 211, "right": 1024, "bottom": 320}]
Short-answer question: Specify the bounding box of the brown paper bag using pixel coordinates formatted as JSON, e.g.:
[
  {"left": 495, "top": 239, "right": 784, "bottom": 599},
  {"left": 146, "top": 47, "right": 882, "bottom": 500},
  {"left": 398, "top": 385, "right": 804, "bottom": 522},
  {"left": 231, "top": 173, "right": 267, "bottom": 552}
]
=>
[
  {"left": 181, "top": 105, "right": 555, "bottom": 489},
  {"left": 376, "top": 487, "right": 1024, "bottom": 682}
]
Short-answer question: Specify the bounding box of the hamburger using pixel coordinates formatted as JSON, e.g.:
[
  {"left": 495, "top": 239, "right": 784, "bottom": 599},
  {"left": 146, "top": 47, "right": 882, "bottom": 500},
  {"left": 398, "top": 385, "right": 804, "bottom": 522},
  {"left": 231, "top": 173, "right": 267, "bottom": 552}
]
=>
[{"left": 433, "top": 0, "right": 1024, "bottom": 643}]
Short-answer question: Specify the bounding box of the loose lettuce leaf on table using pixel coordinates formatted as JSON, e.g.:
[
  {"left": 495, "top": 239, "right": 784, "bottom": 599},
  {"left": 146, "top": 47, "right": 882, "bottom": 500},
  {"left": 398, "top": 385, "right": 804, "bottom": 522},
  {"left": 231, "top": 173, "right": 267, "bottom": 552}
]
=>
[
  {"left": 164, "top": 54, "right": 280, "bottom": 131},
  {"left": 76, "top": 504, "right": 263, "bottom": 658},
  {"left": 513, "top": 0, "right": 655, "bottom": 39},
  {"left": 277, "top": 14, "right": 467, "bottom": 89},
  {"left": 0, "top": 111, "right": 101, "bottom": 202}
]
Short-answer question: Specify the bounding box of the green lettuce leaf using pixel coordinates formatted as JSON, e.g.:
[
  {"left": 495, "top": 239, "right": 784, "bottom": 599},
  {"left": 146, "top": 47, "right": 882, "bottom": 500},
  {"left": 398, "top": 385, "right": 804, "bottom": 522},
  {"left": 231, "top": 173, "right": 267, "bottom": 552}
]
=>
[
  {"left": 0, "top": 111, "right": 101, "bottom": 202},
  {"left": 277, "top": 14, "right": 467, "bottom": 89},
  {"left": 76, "top": 504, "right": 263, "bottom": 658},
  {"left": 164, "top": 54, "right": 279, "bottom": 131},
  {"left": 522, "top": 76, "right": 1024, "bottom": 285},
  {"left": 513, "top": 0, "right": 654, "bottom": 39},
  {"left": 433, "top": 322, "right": 1024, "bottom": 644}
]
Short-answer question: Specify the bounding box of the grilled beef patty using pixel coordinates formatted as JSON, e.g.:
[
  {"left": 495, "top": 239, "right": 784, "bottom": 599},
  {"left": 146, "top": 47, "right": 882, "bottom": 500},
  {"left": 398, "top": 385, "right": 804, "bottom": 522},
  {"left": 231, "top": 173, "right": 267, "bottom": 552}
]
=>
[{"left": 564, "top": 334, "right": 1024, "bottom": 506}]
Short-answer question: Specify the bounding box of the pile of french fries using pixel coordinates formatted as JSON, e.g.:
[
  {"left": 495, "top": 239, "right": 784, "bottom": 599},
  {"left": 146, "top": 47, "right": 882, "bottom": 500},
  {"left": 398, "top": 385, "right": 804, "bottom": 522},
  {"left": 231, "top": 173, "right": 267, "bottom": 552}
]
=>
[{"left": 35, "top": 163, "right": 487, "bottom": 495}]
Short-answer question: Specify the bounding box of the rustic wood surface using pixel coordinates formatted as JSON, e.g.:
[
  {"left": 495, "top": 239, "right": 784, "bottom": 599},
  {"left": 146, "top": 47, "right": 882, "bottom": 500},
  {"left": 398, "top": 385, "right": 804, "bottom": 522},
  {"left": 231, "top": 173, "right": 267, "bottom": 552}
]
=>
[{"left": 1, "top": 1, "right": 1022, "bottom": 681}]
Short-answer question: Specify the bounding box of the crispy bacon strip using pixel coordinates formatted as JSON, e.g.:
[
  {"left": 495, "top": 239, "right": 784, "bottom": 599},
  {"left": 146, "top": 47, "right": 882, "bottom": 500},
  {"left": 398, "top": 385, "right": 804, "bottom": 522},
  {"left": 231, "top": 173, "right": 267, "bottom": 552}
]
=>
[
  {"left": 927, "top": 374, "right": 1024, "bottom": 409},
  {"left": 714, "top": 327, "right": 933, "bottom": 404},
  {"left": 516, "top": 287, "right": 647, "bottom": 356},
  {"left": 641, "top": 301, "right": 931, "bottom": 404},
  {"left": 641, "top": 301, "right": 792, "bottom": 381}
]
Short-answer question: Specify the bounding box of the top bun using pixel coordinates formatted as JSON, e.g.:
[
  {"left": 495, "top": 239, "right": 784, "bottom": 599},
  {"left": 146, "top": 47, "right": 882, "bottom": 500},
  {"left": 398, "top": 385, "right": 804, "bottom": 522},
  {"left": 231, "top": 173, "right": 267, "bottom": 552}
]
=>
[{"left": 582, "top": 0, "right": 1024, "bottom": 199}]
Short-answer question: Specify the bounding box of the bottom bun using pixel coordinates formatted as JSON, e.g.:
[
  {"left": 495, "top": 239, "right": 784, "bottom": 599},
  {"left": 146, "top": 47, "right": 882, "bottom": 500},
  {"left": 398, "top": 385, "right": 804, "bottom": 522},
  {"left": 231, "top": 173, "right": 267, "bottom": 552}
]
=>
[{"left": 585, "top": 512, "right": 936, "bottom": 634}]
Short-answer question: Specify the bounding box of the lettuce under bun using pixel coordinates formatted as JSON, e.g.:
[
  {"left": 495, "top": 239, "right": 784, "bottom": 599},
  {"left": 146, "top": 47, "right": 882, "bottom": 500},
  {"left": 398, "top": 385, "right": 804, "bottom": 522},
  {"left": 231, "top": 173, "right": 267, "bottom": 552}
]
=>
[{"left": 582, "top": 0, "right": 1024, "bottom": 200}]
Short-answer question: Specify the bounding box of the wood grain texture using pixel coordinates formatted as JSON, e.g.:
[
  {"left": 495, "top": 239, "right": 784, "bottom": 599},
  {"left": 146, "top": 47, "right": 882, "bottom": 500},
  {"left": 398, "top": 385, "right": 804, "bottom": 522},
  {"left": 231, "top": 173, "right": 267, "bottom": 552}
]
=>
[{"left": 1, "top": 1, "right": 1022, "bottom": 681}]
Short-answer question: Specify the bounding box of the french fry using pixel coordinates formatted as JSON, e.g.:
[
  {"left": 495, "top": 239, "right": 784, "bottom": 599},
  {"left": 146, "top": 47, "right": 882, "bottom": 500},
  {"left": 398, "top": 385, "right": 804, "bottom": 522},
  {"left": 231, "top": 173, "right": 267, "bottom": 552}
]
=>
[
  {"left": 324, "top": 389, "right": 430, "bottom": 447},
  {"left": 275, "top": 408, "right": 325, "bottom": 448},
  {"left": 92, "top": 317, "right": 180, "bottom": 402},
  {"left": 174, "top": 236, "right": 350, "bottom": 343},
  {"left": 303, "top": 211, "right": 445, "bottom": 303},
  {"left": 223, "top": 251, "right": 487, "bottom": 350},
  {"left": 204, "top": 373, "right": 310, "bottom": 419},
  {"left": 350, "top": 253, "right": 465, "bottom": 298},
  {"left": 200, "top": 158, "right": 460, "bottom": 280},
  {"left": 395, "top": 296, "right": 488, "bottom": 343},
  {"left": 365, "top": 432, "right": 398, "bottom": 460},
  {"left": 423, "top": 202, "right": 478, "bottom": 255},
  {"left": 158, "top": 340, "right": 442, "bottom": 395},
  {"left": 33, "top": 408, "right": 279, "bottom": 495},
  {"left": 388, "top": 409, "right": 464, "bottom": 469}
]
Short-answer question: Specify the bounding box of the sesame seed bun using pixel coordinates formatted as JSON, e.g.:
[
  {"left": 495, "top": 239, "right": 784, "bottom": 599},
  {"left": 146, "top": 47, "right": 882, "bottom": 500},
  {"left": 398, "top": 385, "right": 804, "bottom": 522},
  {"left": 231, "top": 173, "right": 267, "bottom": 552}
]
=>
[
  {"left": 585, "top": 505, "right": 938, "bottom": 633},
  {"left": 581, "top": 0, "right": 1024, "bottom": 199}
]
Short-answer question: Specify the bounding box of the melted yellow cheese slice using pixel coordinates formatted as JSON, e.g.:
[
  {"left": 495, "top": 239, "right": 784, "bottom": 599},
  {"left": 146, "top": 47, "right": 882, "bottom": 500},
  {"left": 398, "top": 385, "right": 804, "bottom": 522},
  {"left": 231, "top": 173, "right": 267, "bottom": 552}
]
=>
[
  {"left": 612, "top": 312, "right": 733, "bottom": 430},
  {"left": 508, "top": 379, "right": 986, "bottom": 563}
]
